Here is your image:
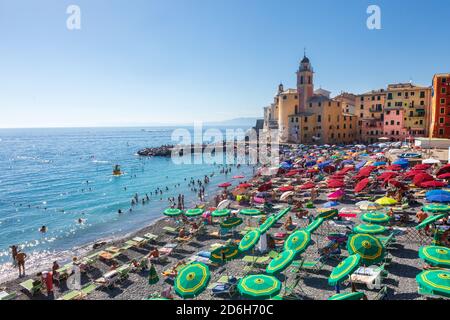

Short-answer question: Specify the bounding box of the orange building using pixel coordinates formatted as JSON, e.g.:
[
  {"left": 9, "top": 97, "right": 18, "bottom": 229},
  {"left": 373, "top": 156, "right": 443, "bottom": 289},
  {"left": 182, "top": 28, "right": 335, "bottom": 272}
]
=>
[{"left": 430, "top": 73, "right": 450, "bottom": 138}]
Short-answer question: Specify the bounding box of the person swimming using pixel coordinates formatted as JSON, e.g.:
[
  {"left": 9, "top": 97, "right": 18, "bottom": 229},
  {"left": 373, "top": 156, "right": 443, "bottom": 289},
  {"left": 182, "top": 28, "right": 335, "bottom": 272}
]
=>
[{"left": 39, "top": 225, "right": 47, "bottom": 233}]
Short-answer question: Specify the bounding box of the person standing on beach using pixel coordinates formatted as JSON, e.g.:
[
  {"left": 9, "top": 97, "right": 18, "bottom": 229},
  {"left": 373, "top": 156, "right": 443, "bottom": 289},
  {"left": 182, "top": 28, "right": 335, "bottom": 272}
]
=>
[
  {"left": 16, "top": 251, "right": 27, "bottom": 277},
  {"left": 10, "top": 245, "right": 18, "bottom": 267}
]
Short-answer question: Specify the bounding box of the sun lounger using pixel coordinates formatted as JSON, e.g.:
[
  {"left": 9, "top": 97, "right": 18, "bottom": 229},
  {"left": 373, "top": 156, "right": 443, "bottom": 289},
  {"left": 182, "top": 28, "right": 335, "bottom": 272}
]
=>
[
  {"left": 291, "top": 257, "right": 325, "bottom": 273},
  {"left": 209, "top": 277, "right": 239, "bottom": 298},
  {"left": 350, "top": 266, "right": 384, "bottom": 290},
  {"left": 56, "top": 263, "right": 73, "bottom": 280},
  {"left": 116, "top": 264, "right": 132, "bottom": 281},
  {"left": 20, "top": 279, "right": 43, "bottom": 296},
  {"left": 59, "top": 290, "right": 82, "bottom": 301},
  {"left": 143, "top": 232, "right": 158, "bottom": 242},
  {"left": 163, "top": 226, "right": 178, "bottom": 234},
  {"left": 0, "top": 290, "right": 16, "bottom": 300},
  {"left": 95, "top": 270, "right": 120, "bottom": 288},
  {"left": 98, "top": 251, "right": 121, "bottom": 261}
]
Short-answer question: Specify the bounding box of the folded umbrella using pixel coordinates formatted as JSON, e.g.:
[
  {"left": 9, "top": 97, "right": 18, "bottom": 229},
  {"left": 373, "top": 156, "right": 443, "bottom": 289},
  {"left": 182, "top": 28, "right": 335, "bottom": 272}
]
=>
[{"left": 354, "top": 178, "right": 370, "bottom": 193}]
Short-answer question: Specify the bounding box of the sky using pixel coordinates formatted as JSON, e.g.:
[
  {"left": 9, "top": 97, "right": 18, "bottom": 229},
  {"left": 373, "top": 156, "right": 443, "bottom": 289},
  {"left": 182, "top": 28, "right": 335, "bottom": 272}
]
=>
[{"left": 0, "top": 0, "right": 449, "bottom": 128}]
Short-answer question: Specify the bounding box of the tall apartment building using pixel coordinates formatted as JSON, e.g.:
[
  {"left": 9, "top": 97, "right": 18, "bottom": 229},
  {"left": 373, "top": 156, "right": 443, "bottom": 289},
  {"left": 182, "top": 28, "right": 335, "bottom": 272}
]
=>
[{"left": 430, "top": 74, "right": 450, "bottom": 138}]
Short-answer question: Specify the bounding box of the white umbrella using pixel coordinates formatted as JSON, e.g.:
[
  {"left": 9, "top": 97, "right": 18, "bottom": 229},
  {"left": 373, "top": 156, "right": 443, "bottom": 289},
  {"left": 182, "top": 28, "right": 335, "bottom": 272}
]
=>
[
  {"left": 280, "top": 191, "right": 294, "bottom": 201},
  {"left": 217, "top": 199, "right": 231, "bottom": 210},
  {"left": 422, "top": 158, "right": 440, "bottom": 164}
]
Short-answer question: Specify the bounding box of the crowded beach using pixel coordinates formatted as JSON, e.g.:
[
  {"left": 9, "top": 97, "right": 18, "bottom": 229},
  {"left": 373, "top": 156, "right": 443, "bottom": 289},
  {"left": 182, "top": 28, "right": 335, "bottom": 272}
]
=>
[{"left": 1, "top": 142, "right": 450, "bottom": 301}]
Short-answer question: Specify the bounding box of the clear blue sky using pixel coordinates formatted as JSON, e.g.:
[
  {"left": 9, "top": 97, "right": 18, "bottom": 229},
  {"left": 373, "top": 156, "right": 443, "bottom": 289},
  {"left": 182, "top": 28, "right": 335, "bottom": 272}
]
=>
[{"left": 0, "top": 0, "right": 449, "bottom": 128}]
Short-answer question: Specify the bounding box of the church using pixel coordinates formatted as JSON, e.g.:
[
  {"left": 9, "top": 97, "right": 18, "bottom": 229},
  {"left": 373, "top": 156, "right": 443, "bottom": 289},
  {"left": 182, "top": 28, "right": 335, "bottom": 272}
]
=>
[{"left": 263, "top": 55, "right": 357, "bottom": 144}]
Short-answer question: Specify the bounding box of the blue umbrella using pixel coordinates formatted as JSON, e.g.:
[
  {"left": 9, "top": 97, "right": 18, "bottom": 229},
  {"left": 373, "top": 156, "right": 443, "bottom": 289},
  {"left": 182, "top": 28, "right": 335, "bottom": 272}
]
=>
[
  {"left": 373, "top": 161, "right": 387, "bottom": 167},
  {"left": 393, "top": 158, "right": 409, "bottom": 168},
  {"left": 341, "top": 160, "right": 354, "bottom": 166},
  {"left": 426, "top": 190, "right": 450, "bottom": 198},
  {"left": 280, "top": 162, "right": 292, "bottom": 169},
  {"left": 318, "top": 161, "right": 333, "bottom": 169},
  {"left": 427, "top": 194, "right": 450, "bottom": 203},
  {"left": 355, "top": 160, "right": 367, "bottom": 170},
  {"left": 323, "top": 201, "right": 340, "bottom": 208},
  {"left": 305, "top": 160, "right": 317, "bottom": 167}
]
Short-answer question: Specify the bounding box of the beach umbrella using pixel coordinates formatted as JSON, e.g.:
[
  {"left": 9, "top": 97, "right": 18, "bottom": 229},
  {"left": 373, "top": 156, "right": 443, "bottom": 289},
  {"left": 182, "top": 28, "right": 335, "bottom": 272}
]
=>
[
  {"left": 419, "top": 246, "right": 450, "bottom": 268},
  {"left": 217, "top": 199, "right": 231, "bottom": 210},
  {"left": 148, "top": 264, "right": 159, "bottom": 285},
  {"left": 280, "top": 191, "right": 294, "bottom": 201},
  {"left": 388, "top": 179, "right": 406, "bottom": 189},
  {"left": 328, "top": 189, "right": 345, "bottom": 200},
  {"left": 238, "top": 229, "right": 261, "bottom": 253},
  {"left": 258, "top": 182, "right": 272, "bottom": 192},
  {"left": 438, "top": 173, "right": 450, "bottom": 180},
  {"left": 354, "top": 178, "right": 370, "bottom": 193},
  {"left": 253, "top": 196, "right": 265, "bottom": 204},
  {"left": 437, "top": 164, "right": 450, "bottom": 176},
  {"left": 279, "top": 185, "right": 294, "bottom": 192},
  {"left": 284, "top": 230, "right": 311, "bottom": 253},
  {"left": 361, "top": 212, "right": 390, "bottom": 224},
  {"left": 266, "top": 250, "right": 296, "bottom": 275},
  {"left": 210, "top": 245, "right": 240, "bottom": 263},
  {"left": 415, "top": 214, "right": 447, "bottom": 230},
  {"left": 328, "top": 254, "right": 361, "bottom": 286},
  {"left": 174, "top": 262, "right": 210, "bottom": 299},
  {"left": 220, "top": 217, "right": 243, "bottom": 229},
  {"left": 317, "top": 208, "right": 339, "bottom": 220},
  {"left": 373, "top": 161, "right": 386, "bottom": 167},
  {"left": 328, "top": 180, "right": 345, "bottom": 188},
  {"left": 413, "top": 173, "right": 434, "bottom": 186},
  {"left": 238, "top": 183, "right": 253, "bottom": 188},
  {"left": 218, "top": 182, "right": 232, "bottom": 188},
  {"left": 240, "top": 208, "right": 263, "bottom": 216},
  {"left": 414, "top": 164, "right": 432, "bottom": 170},
  {"left": 232, "top": 175, "right": 245, "bottom": 179},
  {"left": 323, "top": 201, "right": 340, "bottom": 208},
  {"left": 377, "top": 171, "right": 398, "bottom": 181},
  {"left": 427, "top": 194, "right": 450, "bottom": 203},
  {"left": 184, "top": 208, "right": 204, "bottom": 217},
  {"left": 299, "top": 182, "right": 316, "bottom": 190},
  {"left": 163, "top": 208, "right": 183, "bottom": 217},
  {"left": 304, "top": 217, "right": 324, "bottom": 233},
  {"left": 258, "top": 215, "right": 277, "bottom": 234},
  {"left": 355, "top": 160, "right": 367, "bottom": 170},
  {"left": 328, "top": 291, "right": 365, "bottom": 300},
  {"left": 416, "top": 270, "right": 450, "bottom": 298},
  {"left": 211, "top": 209, "right": 231, "bottom": 218},
  {"left": 238, "top": 274, "right": 281, "bottom": 300},
  {"left": 375, "top": 197, "right": 397, "bottom": 206},
  {"left": 426, "top": 189, "right": 450, "bottom": 197},
  {"left": 423, "top": 159, "right": 441, "bottom": 165},
  {"left": 357, "top": 201, "right": 382, "bottom": 211},
  {"left": 422, "top": 204, "right": 450, "bottom": 213},
  {"left": 385, "top": 165, "right": 402, "bottom": 171},
  {"left": 353, "top": 224, "right": 387, "bottom": 235},
  {"left": 347, "top": 233, "right": 385, "bottom": 265},
  {"left": 420, "top": 180, "right": 447, "bottom": 188}
]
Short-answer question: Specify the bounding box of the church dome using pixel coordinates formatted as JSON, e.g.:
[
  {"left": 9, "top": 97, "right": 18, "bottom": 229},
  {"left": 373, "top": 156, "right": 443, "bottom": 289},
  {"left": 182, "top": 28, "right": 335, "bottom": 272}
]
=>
[{"left": 301, "top": 55, "right": 310, "bottom": 64}]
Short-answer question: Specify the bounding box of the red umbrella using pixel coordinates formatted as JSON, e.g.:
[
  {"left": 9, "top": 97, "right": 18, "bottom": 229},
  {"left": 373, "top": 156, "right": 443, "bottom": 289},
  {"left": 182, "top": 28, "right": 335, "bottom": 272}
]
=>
[
  {"left": 258, "top": 182, "right": 272, "bottom": 192},
  {"left": 420, "top": 180, "right": 447, "bottom": 188},
  {"left": 413, "top": 164, "right": 431, "bottom": 171},
  {"left": 437, "top": 164, "right": 450, "bottom": 176},
  {"left": 413, "top": 173, "right": 434, "bottom": 186},
  {"left": 232, "top": 175, "right": 245, "bottom": 179},
  {"left": 323, "top": 165, "right": 336, "bottom": 174},
  {"left": 359, "top": 166, "right": 376, "bottom": 175},
  {"left": 299, "top": 182, "right": 315, "bottom": 190},
  {"left": 307, "top": 168, "right": 319, "bottom": 174},
  {"left": 354, "top": 178, "right": 370, "bottom": 193},
  {"left": 438, "top": 173, "right": 450, "bottom": 180},
  {"left": 218, "top": 182, "right": 232, "bottom": 188},
  {"left": 377, "top": 171, "right": 398, "bottom": 181},
  {"left": 328, "top": 180, "right": 345, "bottom": 188},
  {"left": 403, "top": 170, "right": 425, "bottom": 180},
  {"left": 385, "top": 165, "right": 402, "bottom": 171},
  {"left": 238, "top": 183, "right": 253, "bottom": 188},
  {"left": 388, "top": 179, "right": 406, "bottom": 189},
  {"left": 279, "top": 186, "right": 294, "bottom": 192}
]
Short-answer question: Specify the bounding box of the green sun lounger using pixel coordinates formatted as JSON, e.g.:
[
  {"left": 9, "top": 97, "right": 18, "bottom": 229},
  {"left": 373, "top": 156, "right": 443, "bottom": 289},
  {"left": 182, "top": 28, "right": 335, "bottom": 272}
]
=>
[
  {"left": 143, "top": 233, "right": 158, "bottom": 241},
  {"left": 59, "top": 290, "right": 82, "bottom": 301},
  {"left": 163, "top": 226, "right": 178, "bottom": 234},
  {"left": 20, "top": 279, "right": 43, "bottom": 296},
  {"left": 0, "top": 290, "right": 16, "bottom": 300}
]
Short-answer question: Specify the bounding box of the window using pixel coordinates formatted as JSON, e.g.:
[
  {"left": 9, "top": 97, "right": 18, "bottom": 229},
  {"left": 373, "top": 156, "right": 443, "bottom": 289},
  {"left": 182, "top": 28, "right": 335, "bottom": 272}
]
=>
[
  {"left": 360, "top": 113, "right": 363, "bottom": 118},
  {"left": 411, "top": 92, "right": 415, "bottom": 96},
  {"left": 396, "top": 110, "right": 400, "bottom": 115},
  {"left": 420, "top": 100, "right": 424, "bottom": 106},
  {"left": 304, "top": 117, "right": 308, "bottom": 123},
  {"left": 409, "top": 111, "right": 413, "bottom": 116},
  {"left": 387, "top": 93, "right": 393, "bottom": 100},
  {"left": 439, "top": 129, "right": 444, "bottom": 135},
  {"left": 372, "top": 96, "right": 375, "bottom": 101},
  {"left": 397, "top": 122, "right": 400, "bottom": 126},
  {"left": 377, "top": 96, "right": 381, "bottom": 101},
  {"left": 441, "top": 108, "right": 445, "bottom": 114},
  {"left": 308, "top": 76, "right": 311, "bottom": 84},
  {"left": 283, "top": 95, "right": 287, "bottom": 100},
  {"left": 420, "top": 91, "right": 425, "bottom": 98},
  {"left": 440, "top": 117, "right": 444, "bottom": 124},
  {"left": 317, "top": 115, "right": 322, "bottom": 122},
  {"left": 391, "top": 120, "right": 394, "bottom": 125},
  {"left": 442, "top": 88, "right": 446, "bottom": 94},
  {"left": 300, "top": 76, "right": 304, "bottom": 85},
  {"left": 295, "top": 105, "right": 298, "bottom": 114},
  {"left": 360, "top": 96, "right": 364, "bottom": 101},
  {"left": 397, "top": 92, "right": 401, "bottom": 97},
  {"left": 441, "top": 98, "right": 446, "bottom": 105},
  {"left": 442, "top": 78, "right": 447, "bottom": 83},
  {"left": 387, "top": 102, "right": 391, "bottom": 107}
]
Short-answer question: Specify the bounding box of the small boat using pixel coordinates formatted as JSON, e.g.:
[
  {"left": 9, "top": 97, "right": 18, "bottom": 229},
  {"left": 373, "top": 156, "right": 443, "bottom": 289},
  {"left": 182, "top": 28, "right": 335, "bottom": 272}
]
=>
[{"left": 112, "top": 164, "right": 123, "bottom": 176}]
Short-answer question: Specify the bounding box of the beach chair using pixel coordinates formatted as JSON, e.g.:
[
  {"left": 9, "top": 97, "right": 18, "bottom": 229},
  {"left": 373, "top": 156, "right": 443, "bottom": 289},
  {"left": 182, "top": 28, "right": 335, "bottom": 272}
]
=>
[
  {"left": 116, "top": 264, "right": 132, "bottom": 281},
  {"left": 79, "top": 252, "right": 100, "bottom": 270},
  {"left": 58, "top": 283, "right": 98, "bottom": 300},
  {"left": 143, "top": 232, "right": 158, "bottom": 242},
  {"left": 350, "top": 265, "right": 385, "bottom": 290},
  {"left": 0, "top": 290, "right": 16, "bottom": 300},
  {"left": 272, "top": 272, "right": 305, "bottom": 300},
  {"left": 55, "top": 263, "right": 73, "bottom": 281},
  {"left": 59, "top": 290, "right": 82, "bottom": 301},
  {"left": 95, "top": 270, "right": 120, "bottom": 289},
  {"left": 163, "top": 226, "right": 178, "bottom": 235},
  {"left": 291, "top": 257, "right": 325, "bottom": 273},
  {"left": 373, "top": 285, "right": 388, "bottom": 300},
  {"left": 210, "top": 276, "right": 239, "bottom": 298},
  {"left": 20, "top": 279, "right": 43, "bottom": 296}
]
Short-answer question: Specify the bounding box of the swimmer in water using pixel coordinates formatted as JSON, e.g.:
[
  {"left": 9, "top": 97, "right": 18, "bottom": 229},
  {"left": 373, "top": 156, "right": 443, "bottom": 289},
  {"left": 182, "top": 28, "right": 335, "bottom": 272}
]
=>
[{"left": 39, "top": 225, "right": 47, "bottom": 233}]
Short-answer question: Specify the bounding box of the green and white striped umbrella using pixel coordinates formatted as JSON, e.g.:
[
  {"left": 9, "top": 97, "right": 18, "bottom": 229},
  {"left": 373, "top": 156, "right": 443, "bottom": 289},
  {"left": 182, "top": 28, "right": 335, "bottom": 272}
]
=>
[
  {"left": 416, "top": 270, "right": 450, "bottom": 298},
  {"left": 212, "top": 209, "right": 231, "bottom": 218},
  {"left": 305, "top": 217, "right": 324, "bottom": 233},
  {"left": 328, "top": 254, "right": 361, "bottom": 286},
  {"left": 220, "top": 217, "right": 243, "bottom": 229},
  {"left": 148, "top": 264, "right": 159, "bottom": 285},
  {"left": 210, "top": 245, "right": 240, "bottom": 263},
  {"left": 317, "top": 208, "right": 338, "bottom": 220},
  {"left": 353, "top": 224, "right": 386, "bottom": 235},
  {"left": 240, "top": 208, "right": 263, "bottom": 216},
  {"left": 416, "top": 214, "right": 447, "bottom": 230},
  {"left": 328, "top": 291, "right": 365, "bottom": 300},
  {"left": 238, "top": 274, "right": 282, "bottom": 300},
  {"left": 284, "top": 230, "right": 311, "bottom": 254},
  {"left": 238, "top": 229, "right": 261, "bottom": 253},
  {"left": 423, "top": 204, "right": 450, "bottom": 214},
  {"left": 163, "top": 208, "right": 183, "bottom": 217},
  {"left": 174, "top": 262, "right": 210, "bottom": 299},
  {"left": 184, "top": 208, "right": 204, "bottom": 217},
  {"left": 258, "top": 215, "right": 277, "bottom": 234},
  {"left": 419, "top": 246, "right": 450, "bottom": 268},
  {"left": 266, "top": 250, "right": 296, "bottom": 275},
  {"left": 347, "top": 233, "right": 385, "bottom": 265},
  {"left": 361, "top": 212, "right": 390, "bottom": 224}
]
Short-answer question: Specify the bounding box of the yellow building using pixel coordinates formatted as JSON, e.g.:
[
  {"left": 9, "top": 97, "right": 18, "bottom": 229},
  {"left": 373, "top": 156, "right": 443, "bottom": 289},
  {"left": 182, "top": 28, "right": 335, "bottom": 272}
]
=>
[{"left": 386, "top": 83, "right": 431, "bottom": 137}]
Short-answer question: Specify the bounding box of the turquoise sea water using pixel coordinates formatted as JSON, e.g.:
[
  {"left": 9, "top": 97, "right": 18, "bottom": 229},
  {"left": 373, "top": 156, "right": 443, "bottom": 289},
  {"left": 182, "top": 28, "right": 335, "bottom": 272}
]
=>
[{"left": 0, "top": 127, "right": 254, "bottom": 277}]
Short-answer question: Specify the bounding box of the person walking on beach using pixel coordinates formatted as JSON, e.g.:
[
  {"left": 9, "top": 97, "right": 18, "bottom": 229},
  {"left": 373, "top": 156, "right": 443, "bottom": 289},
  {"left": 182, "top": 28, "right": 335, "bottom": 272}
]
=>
[
  {"left": 10, "top": 245, "right": 18, "bottom": 267},
  {"left": 16, "top": 250, "right": 27, "bottom": 277}
]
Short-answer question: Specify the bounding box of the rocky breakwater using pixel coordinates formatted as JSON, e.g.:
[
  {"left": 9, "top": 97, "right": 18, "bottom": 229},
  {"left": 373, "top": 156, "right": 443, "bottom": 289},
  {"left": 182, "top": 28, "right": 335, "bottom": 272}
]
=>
[{"left": 137, "top": 145, "right": 174, "bottom": 157}]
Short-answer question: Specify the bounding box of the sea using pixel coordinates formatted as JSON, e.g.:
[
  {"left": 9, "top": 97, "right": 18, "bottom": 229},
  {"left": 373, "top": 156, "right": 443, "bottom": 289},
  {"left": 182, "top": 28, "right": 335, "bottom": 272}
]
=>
[{"left": 0, "top": 126, "right": 255, "bottom": 281}]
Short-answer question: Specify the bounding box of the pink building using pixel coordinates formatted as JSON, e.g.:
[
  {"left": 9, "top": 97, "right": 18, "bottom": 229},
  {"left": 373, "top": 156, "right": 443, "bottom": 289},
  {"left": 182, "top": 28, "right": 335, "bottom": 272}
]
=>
[
  {"left": 360, "top": 118, "right": 383, "bottom": 144},
  {"left": 383, "top": 108, "right": 408, "bottom": 141}
]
